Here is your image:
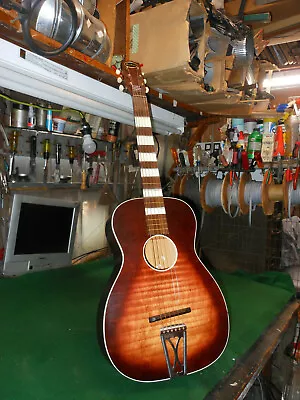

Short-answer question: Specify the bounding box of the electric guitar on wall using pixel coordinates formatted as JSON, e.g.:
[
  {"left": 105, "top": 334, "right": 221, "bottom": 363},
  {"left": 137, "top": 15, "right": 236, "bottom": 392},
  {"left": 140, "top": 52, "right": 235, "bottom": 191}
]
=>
[{"left": 99, "top": 61, "right": 229, "bottom": 382}]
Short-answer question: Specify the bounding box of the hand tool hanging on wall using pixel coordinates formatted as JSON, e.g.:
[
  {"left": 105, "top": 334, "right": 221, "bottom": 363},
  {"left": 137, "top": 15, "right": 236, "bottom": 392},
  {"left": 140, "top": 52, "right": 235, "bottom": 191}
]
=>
[
  {"left": 43, "top": 139, "right": 50, "bottom": 183},
  {"left": 68, "top": 145, "right": 75, "bottom": 184},
  {"left": 86, "top": 156, "right": 94, "bottom": 188},
  {"left": 80, "top": 152, "right": 87, "bottom": 190},
  {"left": 29, "top": 135, "right": 37, "bottom": 180},
  {"left": 8, "top": 130, "right": 19, "bottom": 179},
  {"left": 93, "top": 154, "right": 101, "bottom": 185},
  {"left": 53, "top": 143, "right": 62, "bottom": 183}
]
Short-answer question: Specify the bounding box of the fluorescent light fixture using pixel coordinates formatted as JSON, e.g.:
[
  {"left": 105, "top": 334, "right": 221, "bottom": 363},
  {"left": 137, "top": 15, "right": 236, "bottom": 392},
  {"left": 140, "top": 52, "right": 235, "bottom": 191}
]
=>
[
  {"left": 0, "top": 39, "right": 184, "bottom": 135},
  {"left": 263, "top": 71, "right": 300, "bottom": 90}
]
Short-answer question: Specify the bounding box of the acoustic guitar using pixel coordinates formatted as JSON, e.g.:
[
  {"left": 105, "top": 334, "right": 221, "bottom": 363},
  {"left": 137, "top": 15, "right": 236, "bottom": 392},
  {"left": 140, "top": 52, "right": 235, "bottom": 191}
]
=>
[{"left": 99, "top": 61, "right": 229, "bottom": 382}]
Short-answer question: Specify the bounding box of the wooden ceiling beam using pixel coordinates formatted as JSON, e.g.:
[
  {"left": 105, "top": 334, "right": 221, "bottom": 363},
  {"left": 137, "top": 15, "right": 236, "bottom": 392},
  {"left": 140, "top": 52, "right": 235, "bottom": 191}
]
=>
[{"left": 225, "top": 0, "right": 300, "bottom": 17}]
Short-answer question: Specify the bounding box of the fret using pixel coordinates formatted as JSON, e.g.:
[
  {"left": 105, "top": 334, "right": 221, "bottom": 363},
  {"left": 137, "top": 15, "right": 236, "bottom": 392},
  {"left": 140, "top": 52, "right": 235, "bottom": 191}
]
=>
[
  {"left": 134, "top": 116, "right": 152, "bottom": 128},
  {"left": 137, "top": 136, "right": 155, "bottom": 146},
  {"left": 126, "top": 63, "right": 170, "bottom": 237},
  {"left": 145, "top": 207, "right": 166, "bottom": 216},
  {"left": 140, "top": 168, "right": 160, "bottom": 177},
  {"left": 139, "top": 153, "right": 157, "bottom": 162},
  {"left": 143, "top": 188, "right": 163, "bottom": 198}
]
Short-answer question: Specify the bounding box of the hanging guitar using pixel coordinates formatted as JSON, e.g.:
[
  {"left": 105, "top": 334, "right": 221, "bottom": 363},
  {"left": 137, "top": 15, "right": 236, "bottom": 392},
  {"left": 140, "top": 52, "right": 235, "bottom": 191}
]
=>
[{"left": 98, "top": 61, "right": 229, "bottom": 382}]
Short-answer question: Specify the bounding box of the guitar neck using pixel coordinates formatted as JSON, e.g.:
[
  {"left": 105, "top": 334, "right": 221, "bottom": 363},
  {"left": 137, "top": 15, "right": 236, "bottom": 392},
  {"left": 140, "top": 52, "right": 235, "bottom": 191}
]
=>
[{"left": 131, "top": 91, "right": 169, "bottom": 236}]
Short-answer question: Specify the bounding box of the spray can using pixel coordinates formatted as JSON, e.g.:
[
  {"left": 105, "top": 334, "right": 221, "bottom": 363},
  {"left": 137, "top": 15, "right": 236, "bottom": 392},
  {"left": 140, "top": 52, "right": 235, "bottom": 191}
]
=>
[
  {"left": 273, "top": 125, "right": 285, "bottom": 157},
  {"left": 27, "top": 105, "right": 36, "bottom": 129},
  {"left": 46, "top": 105, "right": 53, "bottom": 131}
]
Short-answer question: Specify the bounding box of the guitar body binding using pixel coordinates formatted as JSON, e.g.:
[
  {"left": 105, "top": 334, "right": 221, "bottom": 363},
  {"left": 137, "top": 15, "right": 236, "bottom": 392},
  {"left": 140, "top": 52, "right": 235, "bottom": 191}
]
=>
[{"left": 102, "top": 197, "right": 229, "bottom": 382}]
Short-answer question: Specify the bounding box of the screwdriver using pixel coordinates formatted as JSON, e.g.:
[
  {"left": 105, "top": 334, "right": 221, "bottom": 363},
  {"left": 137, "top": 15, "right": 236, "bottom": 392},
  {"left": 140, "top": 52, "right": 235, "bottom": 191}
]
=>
[
  {"left": 8, "top": 130, "right": 19, "bottom": 178},
  {"left": 53, "top": 143, "right": 61, "bottom": 183},
  {"left": 69, "top": 145, "right": 75, "bottom": 184},
  {"left": 29, "top": 135, "right": 37, "bottom": 179},
  {"left": 43, "top": 139, "right": 50, "bottom": 183}
]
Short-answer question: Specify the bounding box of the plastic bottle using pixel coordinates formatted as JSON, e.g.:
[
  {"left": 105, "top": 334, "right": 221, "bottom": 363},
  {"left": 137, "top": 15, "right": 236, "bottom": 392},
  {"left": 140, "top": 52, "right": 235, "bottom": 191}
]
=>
[
  {"left": 247, "top": 128, "right": 262, "bottom": 159},
  {"left": 46, "top": 105, "right": 53, "bottom": 131}
]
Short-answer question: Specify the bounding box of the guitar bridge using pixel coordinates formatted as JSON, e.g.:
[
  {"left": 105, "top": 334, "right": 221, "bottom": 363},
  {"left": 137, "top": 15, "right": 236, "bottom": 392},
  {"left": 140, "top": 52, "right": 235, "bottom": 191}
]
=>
[{"left": 160, "top": 323, "right": 187, "bottom": 378}]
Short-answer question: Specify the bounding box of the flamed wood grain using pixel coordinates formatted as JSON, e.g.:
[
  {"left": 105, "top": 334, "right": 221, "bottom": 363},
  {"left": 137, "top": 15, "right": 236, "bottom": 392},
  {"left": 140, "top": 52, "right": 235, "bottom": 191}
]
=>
[{"left": 102, "top": 197, "right": 229, "bottom": 382}]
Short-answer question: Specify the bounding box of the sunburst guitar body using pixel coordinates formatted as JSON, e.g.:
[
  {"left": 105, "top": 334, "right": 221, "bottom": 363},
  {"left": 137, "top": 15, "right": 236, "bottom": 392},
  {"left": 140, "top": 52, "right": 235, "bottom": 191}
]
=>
[{"left": 99, "top": 61, "right": 229, "bottom": 382}]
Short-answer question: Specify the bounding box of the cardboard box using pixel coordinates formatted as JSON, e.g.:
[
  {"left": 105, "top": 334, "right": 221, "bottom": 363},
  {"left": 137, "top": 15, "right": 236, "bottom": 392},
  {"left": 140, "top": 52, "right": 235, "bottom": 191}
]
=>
[
  {"left": 130, "top": 0, "right": 208, "bottom": 84},
  {"left": 130, "top": 0, "right": 243, "bottom": 112},
  {"left": 130, "top": 0, "right": 250, "bottom": 114}
]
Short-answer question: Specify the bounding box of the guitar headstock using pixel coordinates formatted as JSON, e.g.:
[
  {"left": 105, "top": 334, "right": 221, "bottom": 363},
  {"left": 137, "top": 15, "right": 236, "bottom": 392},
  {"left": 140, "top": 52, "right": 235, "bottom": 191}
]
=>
[{"left": 117, "top": 61, "right": 149, "bottom": 95}]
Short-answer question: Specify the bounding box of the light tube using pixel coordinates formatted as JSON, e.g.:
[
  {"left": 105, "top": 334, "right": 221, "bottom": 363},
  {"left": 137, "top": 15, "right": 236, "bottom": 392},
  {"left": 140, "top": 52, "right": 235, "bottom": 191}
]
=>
[
  {"left": 263, "top": 72, "right": 300, "bottom": 90},
  {"left": 0, "top": 39, "right": 184, "bottom": 135}
]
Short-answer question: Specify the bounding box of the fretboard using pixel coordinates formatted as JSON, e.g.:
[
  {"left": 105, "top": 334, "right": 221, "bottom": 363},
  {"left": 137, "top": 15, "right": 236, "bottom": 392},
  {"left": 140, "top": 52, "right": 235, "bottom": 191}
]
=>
[{"left": 132, "top": 93, "right": 169, "bottom": 236}]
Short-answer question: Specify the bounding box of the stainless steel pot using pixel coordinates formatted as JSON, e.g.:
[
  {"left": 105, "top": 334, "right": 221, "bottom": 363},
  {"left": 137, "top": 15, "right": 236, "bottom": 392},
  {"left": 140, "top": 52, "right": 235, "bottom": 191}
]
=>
[
  {"left": 27, "top": 0, "right": 111, "bottom": 63},
  {"left": 11, "top": 104, "right": 28, "bottom": 128}
]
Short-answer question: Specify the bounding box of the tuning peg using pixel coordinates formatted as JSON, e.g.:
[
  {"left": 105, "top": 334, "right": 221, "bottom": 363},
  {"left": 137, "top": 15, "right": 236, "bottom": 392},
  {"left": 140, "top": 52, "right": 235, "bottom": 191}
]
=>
[
  {"left": 142, "top": 72, "right": 145, "bottom": 76},
  {"left": 115, "top": 69, "right": 121, "bottom": 75},
  {"left": 117, "top": 77, "right": 123, "bottom": 84},
  {"left": 143, "top": 78, "right": 147, "bottom": 84},
  {"left": 119, "top": 84, "right": 125, "bottom": 92},
  {"left": 145, "top": 87, "right": 149, "bottom": 94}
]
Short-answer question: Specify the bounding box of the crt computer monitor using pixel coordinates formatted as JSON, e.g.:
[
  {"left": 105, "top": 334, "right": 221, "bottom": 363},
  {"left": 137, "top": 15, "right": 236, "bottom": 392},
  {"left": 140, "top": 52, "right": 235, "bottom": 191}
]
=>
[{"left": 2, "top": 194, "right": 80, "bottom": 276}]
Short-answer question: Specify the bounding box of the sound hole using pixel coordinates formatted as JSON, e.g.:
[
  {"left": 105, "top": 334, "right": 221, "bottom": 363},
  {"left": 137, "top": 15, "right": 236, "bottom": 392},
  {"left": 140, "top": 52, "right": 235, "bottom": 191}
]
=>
[{"left": 144, "top": 235, "right": 177, "bottom": 272}]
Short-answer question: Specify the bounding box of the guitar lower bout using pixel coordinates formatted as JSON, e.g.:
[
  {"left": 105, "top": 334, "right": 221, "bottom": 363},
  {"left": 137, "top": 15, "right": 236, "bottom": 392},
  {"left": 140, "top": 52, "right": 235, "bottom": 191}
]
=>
[{"left": 100, "top": 197, "right": 229, "bottom": 383}]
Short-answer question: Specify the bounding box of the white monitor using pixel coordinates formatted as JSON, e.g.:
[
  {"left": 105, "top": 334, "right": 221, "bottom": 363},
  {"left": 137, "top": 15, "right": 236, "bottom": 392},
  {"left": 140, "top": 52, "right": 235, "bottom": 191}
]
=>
[{"left": 2, "top": 194, "right": 80, "bottom": 276}]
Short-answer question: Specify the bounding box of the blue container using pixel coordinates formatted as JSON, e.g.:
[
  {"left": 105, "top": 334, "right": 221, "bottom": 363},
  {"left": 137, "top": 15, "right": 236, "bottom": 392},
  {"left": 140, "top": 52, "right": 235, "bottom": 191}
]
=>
[
  {"left": 46, "top": 108, "right": 53, "bottom": 131},
  {"left": 232, "top": 118, "right": 244, "bottom": 133}
]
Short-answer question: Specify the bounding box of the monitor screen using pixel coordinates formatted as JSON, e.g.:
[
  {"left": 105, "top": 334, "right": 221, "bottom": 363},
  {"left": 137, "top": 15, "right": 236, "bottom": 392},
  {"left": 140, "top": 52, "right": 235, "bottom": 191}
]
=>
[
  {"left": 15, "top": 203, "right": 74, "bottom": 255},
  {"left": 2, "top": 194, "right": 80, "bottom": 276}
]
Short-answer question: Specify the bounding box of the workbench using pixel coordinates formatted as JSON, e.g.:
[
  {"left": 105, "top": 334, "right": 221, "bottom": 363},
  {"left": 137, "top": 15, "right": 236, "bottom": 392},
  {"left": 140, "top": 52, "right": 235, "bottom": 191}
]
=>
[{"left": 0, "top": 257, "right": 297, "bottom": 400}]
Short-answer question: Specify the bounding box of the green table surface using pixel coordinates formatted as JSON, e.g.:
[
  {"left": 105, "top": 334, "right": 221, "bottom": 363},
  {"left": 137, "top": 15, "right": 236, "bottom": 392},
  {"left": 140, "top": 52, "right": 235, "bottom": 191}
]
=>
[{"left": 0, "top": 257, "right": 295, "bottom": 400}]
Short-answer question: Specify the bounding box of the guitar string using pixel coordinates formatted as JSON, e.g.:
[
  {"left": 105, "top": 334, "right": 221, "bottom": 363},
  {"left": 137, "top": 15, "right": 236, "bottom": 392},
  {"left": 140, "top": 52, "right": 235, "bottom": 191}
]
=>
[
  {"left": 132, "top": 84, "right": 165, "bottom": 323},
  {"left": 134, "top": 84, "right": 181, "bottom": 320},
  {"left": 136, "top": 82, "right": 180, "bottom": 328},
  {"left": 137, "top": 90, "right": 181, "bottom": 314},
  {"left": 133, "top": 86, "right": 174, "bottom": 322}
]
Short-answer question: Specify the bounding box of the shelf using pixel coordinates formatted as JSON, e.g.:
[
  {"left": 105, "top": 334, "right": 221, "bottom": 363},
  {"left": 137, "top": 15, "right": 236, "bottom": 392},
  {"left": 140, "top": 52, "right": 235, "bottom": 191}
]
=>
[
  {"left": 6, "top": 126, "right": 83, "bottom": 140},
  {"left": 0, "top": 6, "right": 202, "bottom": 122},
  {"left": 8, "top": 182, "right": 120, "bottom": 190}
]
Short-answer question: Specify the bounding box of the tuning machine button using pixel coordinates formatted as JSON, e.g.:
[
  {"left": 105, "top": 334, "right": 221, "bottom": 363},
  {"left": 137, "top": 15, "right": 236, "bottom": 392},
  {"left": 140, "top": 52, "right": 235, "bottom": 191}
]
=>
[
  {"left": 115, "top": 69, "right": 121, "bottom": 75},
  {"left": 117, "top": 77, "right": 123, "bottom": 84},
  {"left": 145, "top": 87, "right": 149, "bottom": 94},
  {"left": 119, "top": 85, "right": 125, "bottom": 92}
]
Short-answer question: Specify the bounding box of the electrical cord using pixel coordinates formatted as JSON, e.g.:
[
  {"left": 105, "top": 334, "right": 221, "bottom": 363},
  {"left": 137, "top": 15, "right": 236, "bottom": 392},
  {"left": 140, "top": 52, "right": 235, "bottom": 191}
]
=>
[
  {"left": 72, "top": 247, "right": 109, "bottom": 263},
  {"left": 153, "top": 133, "right": 160, "bottom": 158},
  {"left": 0, "top": 91, "right": 84, "bottom": 117},
  {"left": 20, "top": 0, "right": 78, "bottom": 58}
]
